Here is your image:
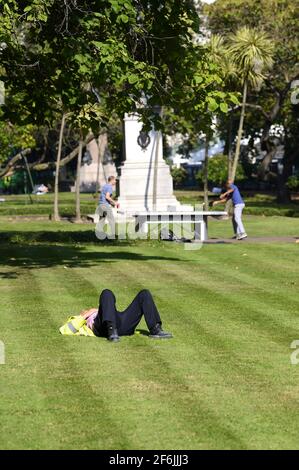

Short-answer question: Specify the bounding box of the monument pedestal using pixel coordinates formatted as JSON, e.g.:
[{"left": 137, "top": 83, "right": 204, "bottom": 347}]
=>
[{"left": 118, "top": 114, "right": 191, "bottom": 214}]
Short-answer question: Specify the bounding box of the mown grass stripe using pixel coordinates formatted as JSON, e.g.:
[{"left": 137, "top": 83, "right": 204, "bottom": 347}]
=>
[
  {"left": 96, "top": 258, "right": 298, "bottom": 450},
  {"left": 48, "top": 251, "right": 248, "bottom": 449},
  {"left": 1, "top": 265, "right": 132, "bottom": 449},
  {"left": 2, "top": 231, "right": 299, "bottom": 449}
]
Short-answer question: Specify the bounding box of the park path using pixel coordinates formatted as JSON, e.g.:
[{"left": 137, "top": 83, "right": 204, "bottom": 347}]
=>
[{"left": 205, "top": 236, "right": 298, "bottom": 244}]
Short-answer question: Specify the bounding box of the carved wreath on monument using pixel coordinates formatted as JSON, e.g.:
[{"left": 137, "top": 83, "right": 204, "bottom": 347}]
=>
[{"left": 137, "top": 131, "right": 151, "bottom": 150}]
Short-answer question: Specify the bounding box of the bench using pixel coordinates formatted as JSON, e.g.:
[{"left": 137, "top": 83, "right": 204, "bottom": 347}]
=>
[{"left": 132, "top": 211, "right": 227, "bottom": 242}]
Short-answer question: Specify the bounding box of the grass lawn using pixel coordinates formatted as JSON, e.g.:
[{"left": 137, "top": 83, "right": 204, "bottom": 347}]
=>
[
  {"left": 0, "top": 192, "right": 97, "bottom": 217},
  {"left": 1, "top": 215, "right": 299, "bottom": 449},
  {"left": 1, "top": 190, "right": 299, "bottom": 217}
]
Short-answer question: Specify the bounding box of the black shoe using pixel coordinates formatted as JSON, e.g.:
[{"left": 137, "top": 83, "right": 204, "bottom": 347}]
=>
[
  {"left": 107, "top": 326, "right": 120, "bottom": 342},
  {"left": 149, "top": 323, "right": 173, "bottom": 339}
]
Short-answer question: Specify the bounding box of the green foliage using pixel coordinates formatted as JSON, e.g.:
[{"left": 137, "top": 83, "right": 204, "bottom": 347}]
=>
[
  {"left": 0, "top": 0, "right": 238, "bottom": 135},
  {"left": 286, "top": 175, "right": 299, "bottom": 191},
  {"left": 0, "top": 116, "right": 36, "bottom": 165},
  {"left": 206, "top": 0, "right": 299, "bottom": 186},
  {"left": 0, "top": 0, "right": 241, "bottom": 184},
  {"left": 170, "top": 166, "right": 188, "bottom": 188},
  {"left": 227, "top": 27, "right": 274, "bottom": 89},
  {"left": 196, "top": 154, "right": 245, "bottom": 186}
]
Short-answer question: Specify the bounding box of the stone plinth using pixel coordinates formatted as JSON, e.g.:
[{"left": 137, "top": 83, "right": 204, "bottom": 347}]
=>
[{"left": 117, "top": 114, "right": 191, "bottom": 213}]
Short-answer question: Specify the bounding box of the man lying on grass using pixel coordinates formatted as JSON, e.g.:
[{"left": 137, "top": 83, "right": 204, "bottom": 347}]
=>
[{"left": 77, "top": 289, "right": 173, "bottom": 343}]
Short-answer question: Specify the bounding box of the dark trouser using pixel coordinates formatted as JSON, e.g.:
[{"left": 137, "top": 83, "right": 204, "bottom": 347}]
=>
[
  {"left": 232, "top": 210, "right": 238, "bottom": 235},
  {"left": 93, "top": 289, "right": 162, "bottom": 337}
]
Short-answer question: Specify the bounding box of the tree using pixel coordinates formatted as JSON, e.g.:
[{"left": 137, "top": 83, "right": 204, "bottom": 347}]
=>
[
  {"left": 206, "top": 0, "right": 299, "bottom": 201},
  {"left": 227, "top": 27, "right": 274, "bottom": 181},
  {"left": 0, "top": 1, "right": 240, "bottom": 132},
  {"left": 0, "top": 0, "right": 241, "bottom": 221},
  {"left": 278, "top": 102, "right": 299, "bottom": 201}
]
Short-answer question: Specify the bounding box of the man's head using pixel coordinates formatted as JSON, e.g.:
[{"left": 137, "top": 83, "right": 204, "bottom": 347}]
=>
[
  {"left": 226, "top": 179, "right": 233, "bottom": 189},
  {"left": 108, "top": 176, "right": 116, "bottom": 186}
]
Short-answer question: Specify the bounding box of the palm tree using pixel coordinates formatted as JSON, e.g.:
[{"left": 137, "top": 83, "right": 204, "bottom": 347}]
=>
[
  {"left": 207, "top": 35, "right": 238, "bottom": 196},
  {"left": 227, "top": 27, "right": 274, "bottom": 181},
  {"left": 209, "top": 34, "right": 238, "bottom": 84}
]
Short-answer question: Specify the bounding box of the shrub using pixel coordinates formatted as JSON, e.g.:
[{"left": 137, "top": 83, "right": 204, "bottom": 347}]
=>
[
  {"left": 170, "top": 167, "right": 188, "bottom": 188},
  {"left": 286, "top": 175, "right": 299, "bottom": 191},
  {"left": 196, "top": 154, "right": 245, "bottom": 187}
]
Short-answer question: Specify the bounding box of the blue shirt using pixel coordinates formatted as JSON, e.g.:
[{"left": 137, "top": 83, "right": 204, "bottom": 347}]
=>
[
  {"left": 229, "top": 184, "right": 244, "bottom": 205},
  {"left": 99, "top": 183, "right": 113, "bottom": 206}
]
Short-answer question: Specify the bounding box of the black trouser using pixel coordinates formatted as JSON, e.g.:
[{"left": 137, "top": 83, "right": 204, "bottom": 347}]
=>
[{"left": 93, "top": 289, "right": 162, "bottom": 337}]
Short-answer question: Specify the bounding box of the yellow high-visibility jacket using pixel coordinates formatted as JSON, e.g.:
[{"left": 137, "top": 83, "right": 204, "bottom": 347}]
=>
[{"left": 59, "top": 315, "right": 95, "bottom": 337}]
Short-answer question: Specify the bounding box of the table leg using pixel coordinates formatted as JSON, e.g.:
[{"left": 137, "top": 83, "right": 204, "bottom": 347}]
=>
[
  {"left": 141, "top": 221, "right": 149, "bottom": 234},
  {"left": 194, "top": 220, "right": 202, "bottom": 241},
  {"left": 202, "top": 216, "right": 208, "bottom": 241},
  {"left": 134, "top": 216, "right": 148, "bottom": 235}
]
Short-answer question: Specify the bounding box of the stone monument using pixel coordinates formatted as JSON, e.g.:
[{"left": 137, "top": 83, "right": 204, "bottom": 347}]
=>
[{"left": 117, "top": 113, "right": 191, "bottom": 213}]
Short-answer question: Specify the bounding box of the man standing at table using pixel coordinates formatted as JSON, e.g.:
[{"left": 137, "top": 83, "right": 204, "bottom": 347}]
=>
[
  {"left": 96, "top": 176, "right": 119, "bottom": 240},
  {"left": 212, "top": 180, "right": 247, "bottom": 240}
]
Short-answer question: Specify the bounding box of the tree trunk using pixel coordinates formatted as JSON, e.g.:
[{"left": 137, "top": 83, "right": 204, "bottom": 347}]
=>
[
  {"left": 95, "top": 132, "right": 108, "bottom": 194},
  {"left": 53, "top": 113, "right": 66, "bottom": 222},
  {"left": 23, "top": 154, "right": 35, "bottom": 196},
  {"left": 225, "top": 112, "right": 234, "bottom": 179},
  {"left": 95, "top": 141, "right": 101, "bottom": 196},
  {"left": 276, "top": 147, "right": 299, "bottom": 203},
  {"left": 152, "top": 131, "right": 160, "bottom": 211},
  {"left": 231, "top": 80, "right": 248, "bottom": 182},
  {"left": 203, "top": 136, "right": 209, "bottom": 209},
  {"left": 258, "top": 146, "right": 277, "bottom": 180},
  {"left": 228, "top": 157, "right": 233, "bottom": 180},
  {"left": 1, "top": 133, "right": 94, "bottom": 177},
  {"left": 0, "top": 148, "right": 31, "bottom": 178},
  {"left": 75, "top": 137, "right": 83, "bottom": 223},
  {"left": 277, "top": 175, "right": 291, "bottom": 203}
]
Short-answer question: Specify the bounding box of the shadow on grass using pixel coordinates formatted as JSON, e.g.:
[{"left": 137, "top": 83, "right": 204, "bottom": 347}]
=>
[
  {"left": 0, "top": 229, "right": 177, "bottom": 244},
  {"left": 0, "top": 271, "right": 18, "bottom": 279},
  {"left": 0, "top": 229, "right": 103, "bottom": 245},
  {"left": 0, "top": 242, "right": 181, "bottom": 274},
  {"left": 135, "top": 329, "right": 150, "bottom": 337}
]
